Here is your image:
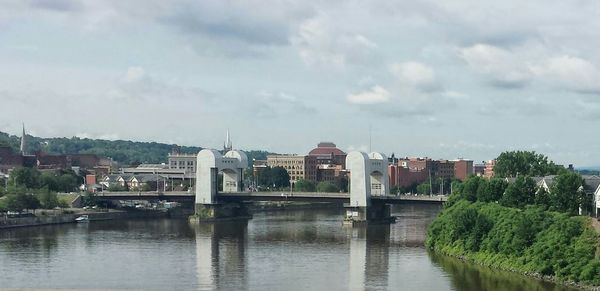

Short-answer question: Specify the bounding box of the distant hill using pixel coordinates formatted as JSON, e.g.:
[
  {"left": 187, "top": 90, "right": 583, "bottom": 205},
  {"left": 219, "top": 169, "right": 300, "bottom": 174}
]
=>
[
  {"left": 577, "top": 167, "right": 600, "bottom": 175},
  {"left": 0, "top": 131, "right": 273, "bottom": 166}
]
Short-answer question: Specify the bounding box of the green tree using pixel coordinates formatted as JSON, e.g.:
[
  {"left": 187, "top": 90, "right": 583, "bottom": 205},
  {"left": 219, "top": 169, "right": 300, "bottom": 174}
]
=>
[
  {"left": 57, "top": 174, "right": 79, "bottom": 192},
  {"left": 38, "top": 188, "right": 60, "bottom": 209},
  {"left": 4, "top": 192, "right": 40, "bottom": 212},
  {"left": 316, "top": 181, "right": 339, "bottom": 193},
  {"left": 549, "top": 172, "right": 586, "bottom": 215},
  {"left": 40, "top": 172, "right": 59, "bottom": 191},
  {"left": 461, "top": 176, "right": 486, "bottom": 201},
  {"left": 107, "top": 184, "right": 128, "bottom": 192},
  {"left": 534, "top": 188, "right": 551, "bottom": 209},
  {"left": 477, "top": 178, "right": 508, "bottom": 202},
  {"left": 416, "top": 183, "right": 431, "bottom": 195},
  {"left": 82, "top": 192, "right": 97, "bottom": 207},
  {"left": 294, "top": 179, "right": 316, "bottom": 192},
  {"left": 256, "top": 167, "right": 272, "bottom": 187},
  {"left": 270, "top": 166, "right": 290, "bottom": 188},
  {"left": 494, "top": 151, "right": 564, "bottom": 178},
  {"left": 335, "top": 176, "right": 349, "bottom": 193},
  {"left": 9, "top": 167, "right": 40, "bottom": 188},
  {"left": 500, "top": 176, "right": 537, "bottom": 208}
]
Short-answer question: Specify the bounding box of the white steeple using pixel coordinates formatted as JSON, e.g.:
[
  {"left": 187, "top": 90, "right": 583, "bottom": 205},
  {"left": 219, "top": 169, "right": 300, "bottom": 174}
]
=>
[
  {"left": 224, "top": 129, "right": 233, "bottom": 152},
  {"left": 20, "top": 123, "right": 27, "bottom": 155}
]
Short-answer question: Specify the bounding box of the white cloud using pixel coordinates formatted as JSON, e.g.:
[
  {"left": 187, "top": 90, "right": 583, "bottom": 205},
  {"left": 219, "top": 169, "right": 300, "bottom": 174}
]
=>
[
  {"left": 531, "top": 55, "right": 600, "bottom": 93},
  {"left": 461, "top": 43, "right": 600, "bottom": 93},
  {"left": 347, "top": 86, "right": 390, "bottom": 104},
  {"left": 389, "top": 61, "right": 439, "bottom": 91},
  {"left": 290, "top": 14, "right": 378, "bottom": 67},
  {"left": 460, "top": 43, "right": 532, "bottom": 88}
]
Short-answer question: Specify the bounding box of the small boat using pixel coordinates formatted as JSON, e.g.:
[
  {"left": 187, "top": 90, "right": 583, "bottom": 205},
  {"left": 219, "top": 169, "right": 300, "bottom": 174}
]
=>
[{"left": 75, "top": 215, "right": 89, "bottom": 223}]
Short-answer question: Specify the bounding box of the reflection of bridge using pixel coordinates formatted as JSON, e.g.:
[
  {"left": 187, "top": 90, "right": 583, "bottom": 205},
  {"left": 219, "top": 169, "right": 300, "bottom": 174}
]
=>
[{"left": 96, "top": 191, "right": 447, "bottom": 204}]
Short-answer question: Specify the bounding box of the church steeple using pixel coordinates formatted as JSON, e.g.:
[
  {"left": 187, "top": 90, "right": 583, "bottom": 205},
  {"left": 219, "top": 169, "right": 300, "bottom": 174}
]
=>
[
  {"left": 20, "top": 123, "right": 27, "bottom": 155},
  {"left": 223, "top": 129, "right": 233, "bottom": 152}
]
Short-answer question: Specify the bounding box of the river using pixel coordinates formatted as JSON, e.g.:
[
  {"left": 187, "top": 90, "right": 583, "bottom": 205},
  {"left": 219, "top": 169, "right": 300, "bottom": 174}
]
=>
[{"left": 0, "top": 204, "right": 577, "bottom": 290}]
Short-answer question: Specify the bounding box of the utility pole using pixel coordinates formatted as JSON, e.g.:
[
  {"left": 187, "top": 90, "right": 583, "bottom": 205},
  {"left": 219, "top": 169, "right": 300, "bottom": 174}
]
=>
[{"left": 428, "top": 168, "right": 432, "bottom": 196}]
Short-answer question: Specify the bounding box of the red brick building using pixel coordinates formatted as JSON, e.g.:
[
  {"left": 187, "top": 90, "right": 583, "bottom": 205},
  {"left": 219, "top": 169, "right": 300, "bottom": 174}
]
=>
[{"left": 453, "top": 159, "right": 474, "bottom": 181}]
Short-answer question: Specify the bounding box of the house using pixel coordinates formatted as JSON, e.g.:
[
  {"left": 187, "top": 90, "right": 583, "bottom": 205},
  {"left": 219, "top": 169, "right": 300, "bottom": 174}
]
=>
[
  {"left": 536, "top": 175, "right": 599, "bottom": 216},
  {"left": 100, "top": 174, "right": 166, "bottom": 191},
  {"left": 582, "top": 175, "right": 600, "bottom": 218}
]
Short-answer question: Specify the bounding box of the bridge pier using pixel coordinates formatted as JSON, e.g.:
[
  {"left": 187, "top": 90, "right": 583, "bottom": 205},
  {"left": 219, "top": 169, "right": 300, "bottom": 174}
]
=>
[
  {"left": 190, "top": 149, "right": 251, "bottom": 223},
  {"left": 190, "top": 203, "right": 251, "bottom": 222},
  {"left": 344, "top": 151, "right": 395, "bottom": 226},
  {"left": 344, "top": 202, "right": 395, "bottom": 225}
]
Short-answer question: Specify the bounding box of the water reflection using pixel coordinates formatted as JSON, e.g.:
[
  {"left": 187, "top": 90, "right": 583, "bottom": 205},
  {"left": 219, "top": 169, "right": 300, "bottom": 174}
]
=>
[
  {"left": 430, "top": 251, "right": 578, "bottom": 291},
  {"left": 348, "top": 225, "right": 391, "bottom": 290},
  {"left": 194, "top": 221, "right": 248, "bottom": 291}
]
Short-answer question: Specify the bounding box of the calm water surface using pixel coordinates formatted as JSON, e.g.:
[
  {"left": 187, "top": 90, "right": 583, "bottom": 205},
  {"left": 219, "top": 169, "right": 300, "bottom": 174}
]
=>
[{"left": 0, "top": 204, "right": 576, "bottom": 290}]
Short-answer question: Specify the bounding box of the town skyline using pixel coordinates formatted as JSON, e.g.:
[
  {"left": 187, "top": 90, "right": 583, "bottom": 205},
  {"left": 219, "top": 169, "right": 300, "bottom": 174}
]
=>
[
  {"left": 2, "top": 125, "right": 597, "bottom": 169},
  {"left": 1, "top": 1, "right": 599, "bottom": 166}
]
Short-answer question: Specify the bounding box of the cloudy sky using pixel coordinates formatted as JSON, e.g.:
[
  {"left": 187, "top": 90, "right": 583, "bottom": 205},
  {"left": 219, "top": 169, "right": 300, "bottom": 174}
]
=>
[{"left": 0, "top": 0, "right": 598, "bottom": 166}]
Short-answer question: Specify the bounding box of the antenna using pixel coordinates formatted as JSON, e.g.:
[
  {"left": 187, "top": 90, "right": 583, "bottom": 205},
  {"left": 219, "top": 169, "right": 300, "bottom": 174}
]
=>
[{"left": 369, "top": 124, "right": 372, "bottom": 153}]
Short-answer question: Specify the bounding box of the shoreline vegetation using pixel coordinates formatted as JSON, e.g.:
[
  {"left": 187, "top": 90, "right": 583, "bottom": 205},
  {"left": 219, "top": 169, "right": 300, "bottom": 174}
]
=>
[
  {"left": 427, "top": 200, "right": 599, "bottom": 289},
  {"left": 426, "top": 151, "right": 600, "bottom": 289}
]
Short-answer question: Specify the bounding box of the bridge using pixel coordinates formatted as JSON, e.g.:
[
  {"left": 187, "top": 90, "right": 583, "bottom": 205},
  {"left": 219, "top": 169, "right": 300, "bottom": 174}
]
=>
[
  {"left": 102, "top": 148, "right": 446, "bottom": 224},
  {"left": 95, "top": 191, "right": 448, "bottom": 204}
]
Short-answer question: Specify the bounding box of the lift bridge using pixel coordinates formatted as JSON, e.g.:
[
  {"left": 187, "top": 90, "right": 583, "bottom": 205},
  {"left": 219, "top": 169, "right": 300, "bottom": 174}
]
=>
[{"left": 97, "top": 149, "right": 447, "bottom": 224}]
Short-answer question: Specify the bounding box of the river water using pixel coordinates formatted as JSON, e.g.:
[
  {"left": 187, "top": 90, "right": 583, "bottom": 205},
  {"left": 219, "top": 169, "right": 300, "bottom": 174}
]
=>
[{"left": 0, "top": 204, "right": 576, "bottom": 290}]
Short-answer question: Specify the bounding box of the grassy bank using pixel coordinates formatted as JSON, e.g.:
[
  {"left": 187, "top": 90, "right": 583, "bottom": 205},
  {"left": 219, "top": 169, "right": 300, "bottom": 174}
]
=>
[{"left": 426, "top": 200, "right": 600, "bottom": 286}]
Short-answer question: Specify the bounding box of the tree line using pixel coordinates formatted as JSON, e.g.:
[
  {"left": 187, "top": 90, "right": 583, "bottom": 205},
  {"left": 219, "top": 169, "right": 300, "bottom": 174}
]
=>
[
  {"left": 0, "top": 167, "right": 78, "bottom": 212},
  {"left": 0, "top": 130, "right": 274, "bottom": 166},
  {"left": 427, "top": 151, "right": 600, "bottom": 286}
]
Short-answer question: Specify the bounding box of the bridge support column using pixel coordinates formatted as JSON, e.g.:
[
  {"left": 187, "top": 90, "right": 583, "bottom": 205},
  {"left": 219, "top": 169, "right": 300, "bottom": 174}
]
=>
[
  {"left": 344, "top": 202, "right": 395, "bottom": 225},
  {"left": 190, "top": 203, "right": 251, "bottom": 223},
  {"left": 345, "top": 151, "right": 395, "bottom": 226}
]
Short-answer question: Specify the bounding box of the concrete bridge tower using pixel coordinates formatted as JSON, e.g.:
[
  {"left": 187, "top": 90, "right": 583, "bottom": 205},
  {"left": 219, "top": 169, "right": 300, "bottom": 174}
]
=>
[
  {"left": 192, "top": 149, "right": 249, "bottom": 221},
  {"left": 345, "top": 151, "right": 394, "bottom": 224}
]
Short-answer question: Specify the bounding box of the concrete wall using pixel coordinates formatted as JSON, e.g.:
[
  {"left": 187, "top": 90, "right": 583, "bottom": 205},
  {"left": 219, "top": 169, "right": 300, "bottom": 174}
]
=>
[{"left": 0, "top": 214, "right": 77, "bottom": 229}]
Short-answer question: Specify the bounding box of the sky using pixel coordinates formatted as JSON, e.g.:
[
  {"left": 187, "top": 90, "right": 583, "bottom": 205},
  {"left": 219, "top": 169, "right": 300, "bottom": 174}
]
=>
[{"left": 0, "top": 0, "right": 598, "bottom": 166}]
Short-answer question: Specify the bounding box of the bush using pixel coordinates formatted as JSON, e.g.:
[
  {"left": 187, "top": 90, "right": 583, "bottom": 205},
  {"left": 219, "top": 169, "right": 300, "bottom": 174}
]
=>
[
  {"left": 427, "top": 200, "right": 600, "bottom": 285},
  {"left": 316, "top": 181, "right": 339, "bottom": 193},
  {"left": 294, "top": 179, "right": 316, "bottom": 192}
]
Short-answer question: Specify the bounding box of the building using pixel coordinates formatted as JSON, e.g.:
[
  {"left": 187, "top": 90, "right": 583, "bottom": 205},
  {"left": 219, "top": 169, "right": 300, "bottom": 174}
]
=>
[
  {"left": 252, "top": 159, "right": 268, "bottom": 177},
  {"left": 0, "top": 125, "right": 37, "bottom": 174},
  {"left": 266, "top": 142, "right": 348, "bottom": 183},
  {"left": 484, "top": 160, "right": 496, "bottom": 178},
  {"left": 316, "top": 164, "right": 347, "bottom": 182},
  {"left": 388, "top": 163, "right": 428, "bottom": 190},
  {"left": 397, "top": 157, "right": 454, "bottom": 181},
  {"left": 436, "top": 160, "right": 455, "bottom": 180},
  {"left": 168, "top": 153, "right": 197, "bottom": 174},
  {"left": 453, "top": 159, "right": 474, "bottom": 181},
  {"left": 584, "top": 176, "right": 600, "bottom": 218},
  {"left": 308, "top": 142, "right": 347, "bottom": 168},
  {"left": 308, "top": 142, "right": 347, "bottom": 183},
  {"left": 266, "top": 154, "right": 316, "bottom": 181},
  {"left": 100, "top": 173, "right": 167, "bottom": 191},
  {"left": 535, "top": 175, "right": 600, "bottom": 216},
  {"left": 474, "top": 163, "right": 486, "bottom": 176}
]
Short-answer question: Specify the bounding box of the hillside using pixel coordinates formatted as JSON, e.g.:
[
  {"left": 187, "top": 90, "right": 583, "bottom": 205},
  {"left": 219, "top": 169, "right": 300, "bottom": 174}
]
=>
[{"left": 0, "top": 131, "right": 272, "bottom": 166}]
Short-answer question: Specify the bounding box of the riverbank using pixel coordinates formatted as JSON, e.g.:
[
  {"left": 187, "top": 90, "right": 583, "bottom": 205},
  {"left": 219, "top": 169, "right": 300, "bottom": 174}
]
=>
[
  {"left": 426, "top": 200, "right": 600, "bottom": 289},
  {"left": 0, "top": 209, "right": 170, "bottom": 229}
]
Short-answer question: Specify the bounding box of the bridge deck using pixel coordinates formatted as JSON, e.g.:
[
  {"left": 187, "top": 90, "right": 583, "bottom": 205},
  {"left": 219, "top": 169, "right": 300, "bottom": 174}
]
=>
[{"left": 94, "top": 191, "right": 447, "bottom": 204}]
